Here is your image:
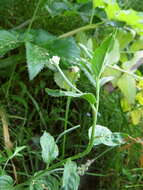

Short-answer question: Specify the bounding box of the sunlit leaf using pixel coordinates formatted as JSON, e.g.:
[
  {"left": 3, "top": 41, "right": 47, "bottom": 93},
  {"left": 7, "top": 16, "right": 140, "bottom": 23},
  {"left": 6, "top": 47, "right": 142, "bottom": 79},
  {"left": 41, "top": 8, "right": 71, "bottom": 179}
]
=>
[
  {"left": 88, "top": 125, "right": 126, "bottom": 146},
  {"left": 40, "top": 132, "right": 59, "bottom": 164},
  {"left": 91, "top": 35, "right": 113, "bottom": 78},
  {"left": 117, "top": 74, "right": 136, "bottom": 104}
]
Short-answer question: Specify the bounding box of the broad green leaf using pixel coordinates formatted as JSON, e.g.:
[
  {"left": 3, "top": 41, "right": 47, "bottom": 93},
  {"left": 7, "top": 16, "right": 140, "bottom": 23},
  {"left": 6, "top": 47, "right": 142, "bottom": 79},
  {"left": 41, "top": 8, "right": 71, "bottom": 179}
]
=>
[
  {"left": 88, "top": 125, "right": 112, "bottom": 146},
  {"left": 116, "top": 28, "right": 135, "bottom": 49},
  {"left": 30, "top": 175, "right": 59, "bottom": 190},
  {"left": 0, "top": 30, "right": 21, "bottom": 56},
  {"left": 91, "top": 35, "right": 113, "bottom": 78},
  {"left": 62, "top": 159, "right": 80, "bottom": 190},
  {"left": 34, "top": 29, "right": 56, "bottom": 45},
  {"left": 40, "top": 131, "right": 59, "bottom": 164},
  {"left": 48, "top": 38, "right": 80, "bottom": 61},
  {"left": 130, "top": 37, "right": 143, "bottom": 51},
  {"left": 26, "top": 42, "right": 50, "bottom": 80},
  {"left": 45, "top": 88, "right": 96, "bottom": 104},
  {"left": 0, "top": 175, "right": 14, "bottom": 190},
  {"left": 93, "top": 0, "right": 105, "bottom": 8},
  {"left": 88, "top": 125, "right": 126, "bottom": 146},
  {"left": 117, "top": 74, "right": 136, "bottom": 104},
  {"left": 54, "top": 69, "right": 80, "bottom": 90}
]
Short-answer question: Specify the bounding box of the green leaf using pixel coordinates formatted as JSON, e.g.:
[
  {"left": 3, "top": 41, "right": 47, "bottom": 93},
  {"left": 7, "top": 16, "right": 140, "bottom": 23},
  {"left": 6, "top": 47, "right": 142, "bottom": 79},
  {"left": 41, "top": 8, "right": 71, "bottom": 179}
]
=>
[
  {"left": 45, "top": 88, "right": 96, "bottom": 104},
  {"left": 62, "top": 159, "right": 80, "bottom": 190},
  {"left": 130, "top": 37, "right": 143, "bottom": 51},
  {"left": 9, "top": 146, "right": 26, "bottom": 160},
  {"left": 88, "top": 125, "right": 126, "bottom": 146},
  {"left": 54, "top": 69, "right": 80, "bottom": 90},
  {"left": 26, "top": 42, "right": 50, "bottom": 80},
  {"left": 48, "top": 38, "right": 80, "bottom": 61},
  {"left": 0, "top": 175, "right": 14, "bottom": 190},
  {"left": 0, "top": 30, "right": 21, "bottom": 56},
  {"left": 105, "top": 39, "right": 120, "bottom": 65},
  {"left": 116, "top": 28, "right": 135, "bottom": 49},
  {"left": 91, "top": 35, "right": 113, "bottom": 78},
  {"left": 30, "top": 175, "right": 59, "bottom": 190},
  {"left": 117, "top": 74, "right": 136, "bottom": 104},
  {"left": 40, "top": 131, "right": 59, "bottom": 164}
]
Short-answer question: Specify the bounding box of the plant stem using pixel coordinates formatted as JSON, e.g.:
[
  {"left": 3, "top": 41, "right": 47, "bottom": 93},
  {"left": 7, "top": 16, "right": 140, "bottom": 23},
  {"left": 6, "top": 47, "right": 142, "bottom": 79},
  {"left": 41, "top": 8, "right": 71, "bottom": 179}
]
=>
[
  {"left": 59, "top": 22, "right": 103, "bottom": 38},
  {"left": 25, "top": 0, "right": 42, "bottom": 40},
  {"left": 48, "top": 78, "right": 100, "bottom": 170},
  {"left": 62, "top": 96, "right": 71, "bottom": 159}
]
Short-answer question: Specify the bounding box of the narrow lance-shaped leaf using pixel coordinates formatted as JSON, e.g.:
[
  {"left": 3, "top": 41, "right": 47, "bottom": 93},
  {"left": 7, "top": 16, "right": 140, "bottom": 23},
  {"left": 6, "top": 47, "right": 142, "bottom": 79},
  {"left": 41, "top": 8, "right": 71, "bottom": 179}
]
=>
[
  {"left": 45, "top": 88, "right": 96, "bottom": 104},
  {"left": 40, "top": 132, "right": 59, "bottom": 164},
  {"left": 91, "top": 35, "right": 113, "bottom": 78}
]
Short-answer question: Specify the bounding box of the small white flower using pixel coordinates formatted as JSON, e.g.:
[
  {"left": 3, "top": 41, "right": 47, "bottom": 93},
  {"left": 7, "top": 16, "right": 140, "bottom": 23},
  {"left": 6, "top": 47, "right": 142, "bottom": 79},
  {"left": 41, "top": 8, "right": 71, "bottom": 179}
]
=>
[{"left": 50, "top": 56, "right": 60, "bottom": 65}]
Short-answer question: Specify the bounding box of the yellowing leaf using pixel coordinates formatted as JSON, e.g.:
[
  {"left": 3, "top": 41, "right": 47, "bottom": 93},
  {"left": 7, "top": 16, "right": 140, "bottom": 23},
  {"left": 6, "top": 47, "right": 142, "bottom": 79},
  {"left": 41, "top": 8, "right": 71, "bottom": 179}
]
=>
[
  {"left": 120, "top": 98, "right": 132, "bottom": 112},
  {"left": 136, "top": 92, "right": 143, "bottom": 105},
  {"left": 130, "top": 109, "right": 142, "bottom": 125},
  {"left": 117, "top": 74, "right": 136, "bottom": 104},
  {"left": 137, "top": 80, "right": 143, "bottom": 89}
]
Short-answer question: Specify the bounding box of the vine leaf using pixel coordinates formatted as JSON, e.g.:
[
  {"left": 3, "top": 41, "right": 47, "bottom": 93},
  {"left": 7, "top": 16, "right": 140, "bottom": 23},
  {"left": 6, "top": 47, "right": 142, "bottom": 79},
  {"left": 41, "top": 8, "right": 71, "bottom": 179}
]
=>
[
  {"left": 40, "top": 131, "right": 59, "bottom": 164},
  {"left": 62, "top": 159, "right": 80, "bottom": 190},
  {"left": 88, "top": 125, "right": 126, "bottom": 146}
]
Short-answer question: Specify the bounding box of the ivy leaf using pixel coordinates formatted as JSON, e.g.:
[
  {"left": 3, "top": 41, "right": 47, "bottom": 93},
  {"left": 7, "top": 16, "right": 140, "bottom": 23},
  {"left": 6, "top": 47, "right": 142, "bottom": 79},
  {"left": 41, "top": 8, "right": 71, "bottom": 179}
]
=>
[
  {"left": 91, "top": 35, "right": 114, "bottom": 78},
  {"left": 88, "top": 125, "right": 126, "bottom": 146},
  {"left": 62, "top": 159, "right": 80, "bottom": 190},
  {"left": 0, "top": 30, "right": 21, "bottom": 56},
  {"left": 26, "top": 42, "right": 50, "bottom": 80},
  {"left": 0, "top": 175, "right": 14, "bottom": 190},
  {"left": 40, "top": 131, "right": 59, "bottom": 164},
  {"left": 45, "top": 88, "right": 96, "bottom": 104},
  {"left": 117, "top": 74, "right": 136, "bottom": 104}
]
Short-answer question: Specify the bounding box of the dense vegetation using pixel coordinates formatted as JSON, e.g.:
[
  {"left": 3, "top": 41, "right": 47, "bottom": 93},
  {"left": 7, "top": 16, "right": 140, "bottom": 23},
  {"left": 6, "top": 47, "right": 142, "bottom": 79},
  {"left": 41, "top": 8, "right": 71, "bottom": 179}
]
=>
[{"left": 1, "top": 0, "right": 143, "bottom": 189}]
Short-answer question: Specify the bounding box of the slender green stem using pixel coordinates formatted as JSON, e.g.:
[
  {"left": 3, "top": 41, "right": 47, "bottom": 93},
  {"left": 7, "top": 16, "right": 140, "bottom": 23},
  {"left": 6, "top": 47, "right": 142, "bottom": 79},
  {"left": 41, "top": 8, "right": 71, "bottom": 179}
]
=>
[
  {"left": 25, "top": 0, "right": 42, "bottom": 40},
  {"left": 59, "top": 23, "right": 103, "bottom": 38},
  {"left": 90, "top": 7, "right": 95, "bottom": 24},
  {"left": 48, "top": 78, "right": 100, "bottom": 170},
  {"left": 62, "top": 96, "right": 71, "bottom": 159}
]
